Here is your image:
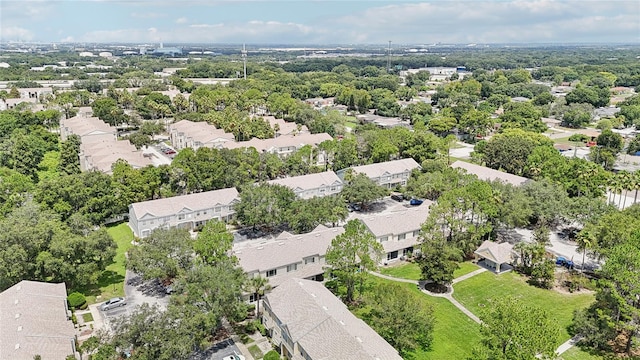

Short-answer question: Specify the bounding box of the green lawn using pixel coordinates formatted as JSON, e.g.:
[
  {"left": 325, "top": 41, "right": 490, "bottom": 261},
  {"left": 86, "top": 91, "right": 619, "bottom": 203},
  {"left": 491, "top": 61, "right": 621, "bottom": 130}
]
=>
[
  {"left": 453, "top": 262, "right": 481, "bottom": 279},
  {"left": 356, "top": 276, "right": 481, "bottom": 360},
  {"left": 79, "top": 223, "right": 134, "bottom": 304},
  {"left": 560, "top": 346, "right": 604, "bottom": 360},
  {"left": 248, "top": 344, "right": 263, "bottom": 359},
  {"left": 82, "top": 312, "right": 94, "bottom": 323},
  {"left": 379, "top": 262, "right": 421, "bottom": 281},
  {"left": 453, "top": 272, "right": 594, "bottom": 343}
]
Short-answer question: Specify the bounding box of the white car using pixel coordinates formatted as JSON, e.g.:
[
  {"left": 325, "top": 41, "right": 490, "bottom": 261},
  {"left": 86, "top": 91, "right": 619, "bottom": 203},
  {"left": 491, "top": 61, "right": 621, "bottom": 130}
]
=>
[
  {"left": 99, "top": 297, "right": 127, "bottom": 311},
  {"left": 222, "top": 354, "right": 246, "bottom": 360}
]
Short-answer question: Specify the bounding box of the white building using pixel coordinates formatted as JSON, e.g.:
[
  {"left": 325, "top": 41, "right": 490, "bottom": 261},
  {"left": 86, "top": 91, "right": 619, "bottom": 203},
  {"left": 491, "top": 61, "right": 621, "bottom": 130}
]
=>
[
  {"left": 341, "top": 158, "right": 421, "bottom": 189},
  {"left": 234, "top": 225, "right": 344, "bottom": 288},
  {"left": 263, "top": 278, "right": 402, "bottom": 360},
  {"left": 128, "top": 187, "right": 239, "bottom": 238},
  {"left": 360, "top": 201, "right": 433, "bottom": 263},
  {"left": 451, "top": 161, "right": 530, "bottom": 186},
  {"left": 267, "top": 171, "right": 343, "bottom": 199},
  {"left": 169, "top": 120, "right": 235, "bottom": 151}
]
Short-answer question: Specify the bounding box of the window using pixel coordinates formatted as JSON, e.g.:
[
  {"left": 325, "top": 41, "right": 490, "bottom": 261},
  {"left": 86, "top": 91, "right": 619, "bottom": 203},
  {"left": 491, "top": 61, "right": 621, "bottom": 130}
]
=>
[
  {"left": 398, "top": 233, "right": 406, "bottom": 240},
  {"left": 177, "top": 214, "right": 185, "bottom": 220},
  {"left": 413, "top": 230, "right": 420, "bottom": 237},
  {"left": 215, "top": 206, "right": 221, "bottom": 213},
  {"left": 203, "top": 211, "right": 207, "bottom": 215},
  {"left": 196, "top": 212, "right": 200, "bottom": 216},
  {"left": 379, "top": 236, "right": 388, "bottom": 242},
  {"left": 287, "top": 264, "right": 297, "bottom": 272},
  {"left": 304, "top": 257, "right": 315, "bottom": 265},
  {"left": 141, "top": 221, "right": 146, "bottom": 226},
  {"left": 266, "top": 269, "right": 277, "bottom": 277},
  {"left": 387, "top": 251, "right": 399, "bottom": 260}
]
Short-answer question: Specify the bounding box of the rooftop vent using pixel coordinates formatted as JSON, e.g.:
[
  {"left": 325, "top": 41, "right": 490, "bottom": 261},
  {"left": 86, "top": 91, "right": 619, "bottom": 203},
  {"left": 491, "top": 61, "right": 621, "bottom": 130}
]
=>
[
  {"left": 257, "top": 247, "right": 264, "bottom": 250},
  {"left": 14, "top": 313, "right": 20, "bottom": 319},
  {"left": 311, "top": 293, "right": 316, "bottom": 298},
  {"left": 15, "top": 344, "right": 20, "bottom": 350},
  {"left": 14, "top": 299, "right": 18, "bottom": 305},
  {"left": 17, "top": 326, "right": 22, "bottom": 332},
  {"left": 322, "top": 306, "right": 328, "bottom": 310},
  {"left": 278, "top": 242, "right": 284, "bottom": 246},
  {"left": 339, "top": 320, "right": 345, "bottom": 325}
]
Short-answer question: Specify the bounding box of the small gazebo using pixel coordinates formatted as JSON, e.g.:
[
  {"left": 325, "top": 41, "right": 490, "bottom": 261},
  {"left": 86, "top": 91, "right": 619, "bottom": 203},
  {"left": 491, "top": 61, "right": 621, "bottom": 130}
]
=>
[{"left": 474, "top": 240, "right": 517, "bottom": 274}]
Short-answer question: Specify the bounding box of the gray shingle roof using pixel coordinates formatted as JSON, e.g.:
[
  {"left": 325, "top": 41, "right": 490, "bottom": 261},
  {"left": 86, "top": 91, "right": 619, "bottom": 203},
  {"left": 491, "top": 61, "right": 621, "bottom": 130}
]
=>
[
  {"left": 267, "top": 171, "right": 342, "bottom": 193},
  {"left": 222, "top": 133, "right": 332, "bottom": 152},
  {"left": 350, "top": 158, "right": 421, "bottom": 179},
  {"left": 234, "top": 225, "right": 343, "bottom": 274},
  {"left": 130, "top": 187, "right": 239, "bottom": 219},
  {"left": 0, "top": 281, "right": 76, "bottom": 360},
  {"left": 475, "top": 240, "right": 515, "bottom": 264},
  {"left": 265, "top": 278, "right": 402, "bottom": 360},
  {"left": 451, "top": 160, "right": 529, "bottom": 186},
  {"left": 360, "top": 201, "right": 433, "bottom": 238}
]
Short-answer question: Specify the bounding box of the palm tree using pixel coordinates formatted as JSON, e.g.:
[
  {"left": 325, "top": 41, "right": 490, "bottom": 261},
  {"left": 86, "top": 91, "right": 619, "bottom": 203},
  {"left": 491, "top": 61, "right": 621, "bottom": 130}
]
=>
[
  {"left": 610, "top": 174, "right": 623, "bottom": 208},
  {"left": 576, "top": 230, "right": 596, "bottom": 274},
  {"left": 618, "top": 171, "right": 633, "bottom": 209},
  {"left": 247, "top": 276, "right": 271, "bottom": 319},
  {"left": 633, "top": 170, "right": 640, "bottom": 204}
]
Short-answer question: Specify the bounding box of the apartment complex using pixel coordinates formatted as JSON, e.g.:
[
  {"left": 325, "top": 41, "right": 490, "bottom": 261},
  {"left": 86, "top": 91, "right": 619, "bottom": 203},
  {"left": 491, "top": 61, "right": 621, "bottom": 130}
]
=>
[
  {"left": 451, "top": 160, "right": 530, "bottom": 186},
  {"left": 267, "top": 171, "right": 343, "bottom": 199},
  {"left": 0, "top": 280, "right": 77, "bottom": 360},
  {"left": 263, "top": 278, "right": 402, "bottom": 360},
  {"left": 360, "top": 201, "right": 433, "bottom": 262},
  {"left": 234, "top": 225, "right": 344, "bottom": 288},
  {"left": 128, "top": 187, "right": 239, "bottom": 238},
  {"left": 60, "top": 114, "right": 150, "bottom": 174},
  {"left": 340, "top": 158, "right": 421, "bottom": 188},
  {"left": 169, "top": 120, "right": 235, "bottom": 151}
]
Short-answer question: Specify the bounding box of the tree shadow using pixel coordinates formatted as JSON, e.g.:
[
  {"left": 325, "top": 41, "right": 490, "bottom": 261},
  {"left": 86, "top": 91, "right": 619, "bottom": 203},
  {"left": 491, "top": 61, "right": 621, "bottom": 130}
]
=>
[{"left": 73, "top": 270, "right": 125, "bottom": 297}]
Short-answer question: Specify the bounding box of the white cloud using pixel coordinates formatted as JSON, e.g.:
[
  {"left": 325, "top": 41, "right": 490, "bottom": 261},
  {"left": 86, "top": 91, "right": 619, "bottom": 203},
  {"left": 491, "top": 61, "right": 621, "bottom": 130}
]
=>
[
  {"left": 59, "top": 36, "right": 75, "bottom": 43},
  {"left": 175, "top": 17, "right": 188, "bottom": 24},
  {"left": 0, "top": 26, "right": 35, "bottom": 41}
]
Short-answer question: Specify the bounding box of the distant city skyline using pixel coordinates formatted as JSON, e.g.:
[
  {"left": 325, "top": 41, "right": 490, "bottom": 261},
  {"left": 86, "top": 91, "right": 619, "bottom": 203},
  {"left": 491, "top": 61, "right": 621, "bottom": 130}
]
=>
[{"left": 1, "top": 0, "right": 639, "bottom": 44}]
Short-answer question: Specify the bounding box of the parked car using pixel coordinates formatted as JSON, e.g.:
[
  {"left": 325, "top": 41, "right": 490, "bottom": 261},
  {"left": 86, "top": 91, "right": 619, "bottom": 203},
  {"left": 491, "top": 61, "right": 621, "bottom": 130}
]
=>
[
  {"left": 99, "top": 297, "right": 127, "bottom": 311},
  {"left": 391, "top": 193, "right": 404, "bottom": 202},
  {"left": 409, "top": 199, "right": 424, "bottom": 206},
  {"left": 222, "top": 354, "right": 245, "bottom": 360},
  {"left": 555, "top": 257, "right": 574, "bottom": 269}
]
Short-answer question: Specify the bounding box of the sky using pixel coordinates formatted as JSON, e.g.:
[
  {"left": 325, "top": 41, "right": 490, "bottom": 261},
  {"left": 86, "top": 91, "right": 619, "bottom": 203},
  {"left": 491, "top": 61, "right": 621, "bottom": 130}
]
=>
[{"left": 0, "top": 0, "right": 639, "bottom": 44}]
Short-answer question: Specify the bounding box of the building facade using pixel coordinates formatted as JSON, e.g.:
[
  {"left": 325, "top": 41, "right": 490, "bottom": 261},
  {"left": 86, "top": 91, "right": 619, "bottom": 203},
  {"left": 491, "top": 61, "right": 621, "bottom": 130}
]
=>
[
  {"left": 128, "top": 187, "right": 239, "bottom": 238},
  {"left": 339, "top": 158, "right": 421, "bottom": 189},
  {"left": 267, "top": 171, "right": 343, "bottom": 199}
]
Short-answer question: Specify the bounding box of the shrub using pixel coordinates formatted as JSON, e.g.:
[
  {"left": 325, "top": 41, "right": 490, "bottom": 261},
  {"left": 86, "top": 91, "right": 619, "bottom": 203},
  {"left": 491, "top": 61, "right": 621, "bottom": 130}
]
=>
[
  {"left": 67, "top": 292, "right": 86, "bottom": 309},
  {"left": 568, "top": 133, "right": 589, "bottom": 143},
  {"left": 264, "top": 350, "right": 280, "bottom": 360},
  {"left": 244, "top": 320, "right": 257, "bottom": 334},
  {"left": 71, "top": 313, "right": 78, "bottom": 325}
]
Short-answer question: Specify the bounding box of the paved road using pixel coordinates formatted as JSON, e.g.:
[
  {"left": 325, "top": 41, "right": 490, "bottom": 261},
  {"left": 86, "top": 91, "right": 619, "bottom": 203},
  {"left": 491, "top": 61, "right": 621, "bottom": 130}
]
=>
[{"left": 190, "top": 338, "right": 244, "bottom": 360}]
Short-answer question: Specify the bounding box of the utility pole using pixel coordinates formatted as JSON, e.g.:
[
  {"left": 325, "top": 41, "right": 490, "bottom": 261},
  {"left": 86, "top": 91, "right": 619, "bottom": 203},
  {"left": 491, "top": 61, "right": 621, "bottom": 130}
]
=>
[
  {"left": 387, "top": 40, "right": 392, "bottom": 73},
  {"left": 242, "top": 44, "right": 247, "bottom": 80}
]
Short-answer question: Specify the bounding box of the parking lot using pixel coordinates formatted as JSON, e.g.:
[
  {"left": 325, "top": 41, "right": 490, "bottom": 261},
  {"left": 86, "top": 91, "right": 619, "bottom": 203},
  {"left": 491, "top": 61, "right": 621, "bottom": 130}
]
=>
[
  {"left": 190, "top": 339, "right": 244, "bottom": 360},
  {"left": 98, "top": 270, "right": 171, "bottom": 331}
]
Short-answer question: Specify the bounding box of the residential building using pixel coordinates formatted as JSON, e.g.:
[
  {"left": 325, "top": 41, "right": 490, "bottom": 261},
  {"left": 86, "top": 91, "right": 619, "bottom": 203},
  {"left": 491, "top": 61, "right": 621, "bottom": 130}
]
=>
[
  {"left": 128, "top": 187, "right": 239, "bottom": 238},
  {"left": 18, "top": 87, "right": 53, "bottom": 101},
  {"left": 263, "top": 278, "right": 402, "bottom": 360},
  {"left": 356, "top": 113, "right": 410, "bottom": 129},
  {"left": 0, "top": 280, "right": 77, "bottom": 360},
  {"left": 60, "top": 115, "right": 150, "bottom": 173},
  {"left": 267, "top": 171, "right": 343, "bottom": 199},
  {"left": 360, "top": 201, "right": 433, "bottom": 262},
  {"left": 79, "top": 139, "right": 151, "bottom": 174},
  {"left": 222, "top": 133, "right": 333, "bottom": 158},
  {"left": 340, "top": 158, "right": 421, "bottom": 188},
  {"left": 234, "top": 225, "right": 344, "bottom": 288},
  {"left": 169, "top": 120, "right": 235, "bottom": 151},
  {"left": 60, "top": 115, "right": 117, "bottom": 142},
  {"left": 451, "top": 160, "right": 530, "bottom": 187},
  {"left": 263, "top": 116, "right": 310, "bottom": 137}
]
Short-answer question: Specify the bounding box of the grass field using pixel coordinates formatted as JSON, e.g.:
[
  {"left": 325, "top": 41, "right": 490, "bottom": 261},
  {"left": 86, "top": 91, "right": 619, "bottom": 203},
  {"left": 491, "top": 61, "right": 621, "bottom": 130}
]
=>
[
  {"left": 356, "top": 276, "right": 481, "bottom": 359},
  {"left": 560, "top": 347, "right": 604, "bottom": 360},
  {"left": 80, "top": 223, "right": 134, "bottom": 304},
  {"left": 453, "top": 271, "right": 594, "bottom": 343},
  {"left": 379, "top": 262, "right": 421, "bottom": 280},
  {"left": 248, "top": 344, "right": 263, "bottom": 359},
  {"left": 379, "top": 261, "right": 480, "bottom": 282},
  {"left": 453, "top": 262, "right": 481, "bottom": 278}
]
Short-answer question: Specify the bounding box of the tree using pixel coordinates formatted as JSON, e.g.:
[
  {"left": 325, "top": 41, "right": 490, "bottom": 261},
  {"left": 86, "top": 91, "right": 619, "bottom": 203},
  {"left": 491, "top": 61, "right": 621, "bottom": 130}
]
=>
[
  {"left": 193, "top": 219, "right": 234, "bottom": 265},
  {"left": 363, "top": 283, "right": 435, "bottom": 356},
  {"left": 246, "top": 276, "right": 271, "bottom": 319},
  {"left": 562, "top": 107, "right": 593, "bottom": 128},
  {"left": 572, "top": 234, "right": 640, "bottom": 355},
  {"left": 417, "top": 236, "right": 461, "bottom": 291},
  {"left": 59, "top": 134, "right": 81, "bottom": 175},
  {"left": 478, "top": 129, "right": 554, "bottom": 176},
  {"left": 127, "top": 228, "right": 193, "bottom": 280},
  {"left": 499, "top": 102, "right": 546, "bottom": 133},
  {"left": 471, "top": 296, "right": 561, "bottom": 360},
  {"left": 340, "top": 172, "right": 388, "bottom": 209},
  {"left": 234, "top": 184, "right": 296, "bottom": 231},
  {"left": 325, "top": 219, "right": 383, "bottom": 303}
]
